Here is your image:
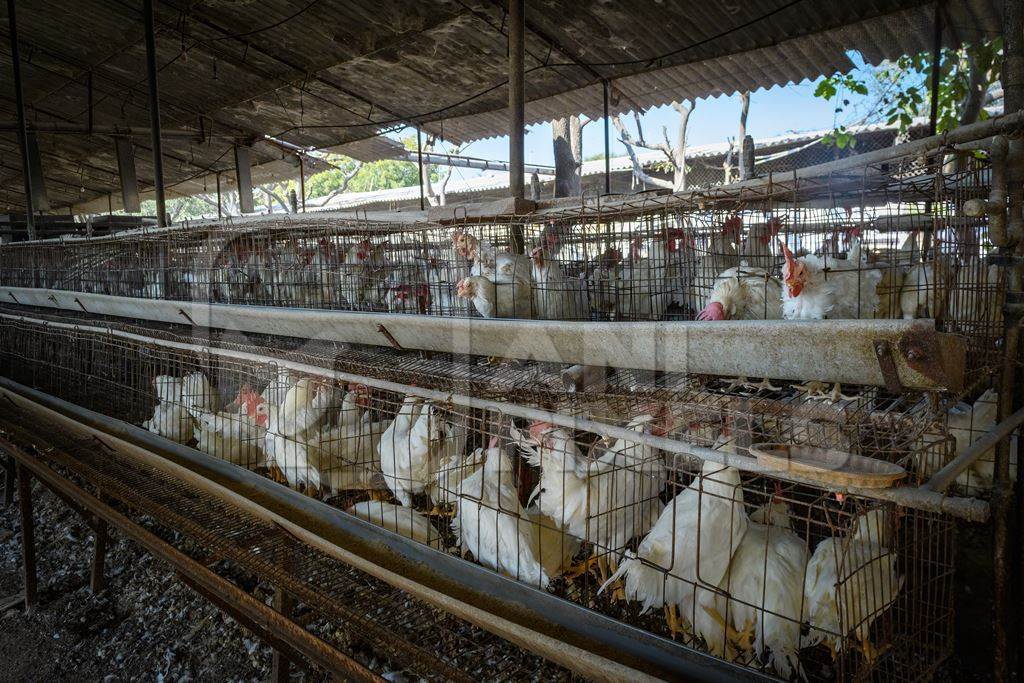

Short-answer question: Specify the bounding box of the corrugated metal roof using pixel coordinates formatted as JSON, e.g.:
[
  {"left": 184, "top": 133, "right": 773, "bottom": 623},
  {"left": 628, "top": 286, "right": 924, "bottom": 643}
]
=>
[{"left": 0, "top": 0, "right": 1003, "bottom": 212}]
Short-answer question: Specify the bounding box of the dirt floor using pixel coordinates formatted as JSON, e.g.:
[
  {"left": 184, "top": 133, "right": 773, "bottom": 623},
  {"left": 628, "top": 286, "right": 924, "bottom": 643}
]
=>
[{"left": 0, "top": 477, "right": 279, "bottom": 682}]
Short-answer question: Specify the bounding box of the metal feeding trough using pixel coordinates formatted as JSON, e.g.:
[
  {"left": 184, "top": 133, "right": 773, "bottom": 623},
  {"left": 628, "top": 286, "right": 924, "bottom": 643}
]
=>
[{"left": 749, "top": 443, "right": 907, "bottom": 489}]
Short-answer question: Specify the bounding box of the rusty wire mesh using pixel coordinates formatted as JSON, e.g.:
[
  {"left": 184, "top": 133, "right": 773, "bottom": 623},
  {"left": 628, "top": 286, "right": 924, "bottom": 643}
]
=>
[
  {"left": 0, "top": 404, "right": 569, "bottom": 683},
  {"left": 0, "top": 311, "right": 959, "bottom": 682}
]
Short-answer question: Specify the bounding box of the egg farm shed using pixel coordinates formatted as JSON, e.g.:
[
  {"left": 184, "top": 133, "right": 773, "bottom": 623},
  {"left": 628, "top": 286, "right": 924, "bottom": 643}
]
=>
[{"left": 2, "top": 1, "right": 1024, "bottom": 683}]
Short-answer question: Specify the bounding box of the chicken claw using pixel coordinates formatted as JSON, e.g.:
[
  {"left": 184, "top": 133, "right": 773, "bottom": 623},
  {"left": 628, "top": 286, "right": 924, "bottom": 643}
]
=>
[
  {"left": 742, "top": 377, "right": 782, "bottom": 393},
  {"left": 564, "top": 554, "right": 600, "bottom": 581},
  {"left": 859, "top": 637, "right": 890, "bottom": 665},
  {"left": 664, "top": 604, "right": 681, "bottom": 639}
]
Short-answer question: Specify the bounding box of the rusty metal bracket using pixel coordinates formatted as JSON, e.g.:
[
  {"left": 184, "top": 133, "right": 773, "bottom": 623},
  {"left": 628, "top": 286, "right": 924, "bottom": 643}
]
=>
[
  {"left": 376, "top": 324, "right": 403, "bottom": 350},
  {"left": 73, "top": 297, "right": 88, "bottom": 313},
  {"left": 873, "top": 340, "right": 904, "bottom": 393},
  {"left": 7, "top": 292, "right": 18, "bottom": 304},
  {"left": 47, "top": 294, "right": 58, "bottom": 305},
  {"left": 177, "top": 308, "right": 197, "bottom": 326},
  {"left": 898, "top": 328, "right": 959, "bottom": 391}
]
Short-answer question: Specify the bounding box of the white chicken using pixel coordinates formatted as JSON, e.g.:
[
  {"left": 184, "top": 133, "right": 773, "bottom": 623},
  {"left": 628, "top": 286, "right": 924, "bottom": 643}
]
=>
[
  {"left": 803, "top": 507, "right": 903, "bottom": 662},
  {"left": 452, "top": 445, "right": 575, "bottom": 588},
  {"left": 378, "top": 396, "right": 436, "bottom": 506},
  {"left": 189, "top": 385, "right": 267, "bottom": 466},
  {"left": 780, "top": 238, "right": 882, "bottom": 320},
  {"left": 713, "top": 501, "right": 809, "bottom": 679},
  {"left": 143, "top": 401, "right": 194, "bottom": 443},
  {"left": 513, "top": 413, "right": 667, "bottom": 565},
  {"left": 603, "top": 460, "right": 747, "bottom": 656},
  {"left": 696, "top": 265, "right": 783, "bottom": 321},
  {"left": 257, "top": 379, "right": 336, "bottom": 490},
  {"left": 262, "top": 366, "right": 295, "bottom": 408},
  {"left": 916, "top": 389, "right": 1017, "bottom": 493},
  {"left": 347, "top": 500, "right": 443, "bottom": 550},
  {"left": 684, "top": 217, "right": 742, "bottom": 314},
  {"left": 309, "top": 413, "right": 389, "bottom": 493},
  {"left": 453, "top": 231, "right": 532, "bottom": 286},
  {"left": 153, "top": 375, "right": 183, "bottom": 403},
  {"left": 614, "top": 235, "right": 678, "bottom": 320},
  {"left": 430, "top": 442, "right": 485, "bottom": 507},
  {"left": 899, "top": 260, "right": 950, "bottom": 319},
  {"left": 455, "top": 275, "right": 532, "bottom": 319},
  {"left": 180, "top": 371, "right": 215, "bottom": 412},
  {"left": 530, "top": 246, "right": 588, "bottom": 320}
]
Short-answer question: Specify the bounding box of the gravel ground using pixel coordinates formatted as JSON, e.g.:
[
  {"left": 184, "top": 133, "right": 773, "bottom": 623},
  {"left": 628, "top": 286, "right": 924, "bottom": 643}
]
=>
[{"left": 0, "top": 477, "right": 278, "bottom": 682}]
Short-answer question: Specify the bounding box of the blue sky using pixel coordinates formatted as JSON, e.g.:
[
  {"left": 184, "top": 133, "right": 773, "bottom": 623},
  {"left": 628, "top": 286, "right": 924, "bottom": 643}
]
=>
[{"left": 393, "top": 52, "right": 881, "bottom": 178}]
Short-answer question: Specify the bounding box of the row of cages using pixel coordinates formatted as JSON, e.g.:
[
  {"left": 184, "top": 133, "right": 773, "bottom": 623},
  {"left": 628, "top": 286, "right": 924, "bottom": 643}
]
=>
[
  {"left": 3, "top": 312, "right": 1005, "bottom": 682},
  {"left": 0, "top": 153, "right": 1004, "bottom": 343}
]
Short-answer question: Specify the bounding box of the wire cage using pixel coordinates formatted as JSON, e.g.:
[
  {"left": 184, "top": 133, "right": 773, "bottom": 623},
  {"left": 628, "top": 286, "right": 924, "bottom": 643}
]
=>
[
  {"left": 0, "top": 138, "right": 1005, "bottom": 358},
  {"left": 0, "top": 311, "right": 960, "bottom": 682}
]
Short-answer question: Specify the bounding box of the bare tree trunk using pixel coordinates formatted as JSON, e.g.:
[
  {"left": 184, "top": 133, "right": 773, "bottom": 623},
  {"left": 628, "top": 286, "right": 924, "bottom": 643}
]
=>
[
  {"left": 737, "top": 92, "right": 751, "bottom": 181},
  {"left": 611, "top": 115, "right": 674, "bottom": 190},
  {"left": 670, "top": 100, "right": 694, "bottom": 191},
  {"left": 552, "top": 115, "right": 583, "bottom": 197}
]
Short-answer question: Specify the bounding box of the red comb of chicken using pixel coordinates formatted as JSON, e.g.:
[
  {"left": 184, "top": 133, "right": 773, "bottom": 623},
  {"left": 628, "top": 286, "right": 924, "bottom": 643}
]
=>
[
  {"left": 697, "top": 301, "right": 726, "bottom": 321},
  {"left": 528, "top": 420, "right": 554, "bottom": 442},
  {"left": 723, "top": 215, "right": 743, "bottom": 235}
]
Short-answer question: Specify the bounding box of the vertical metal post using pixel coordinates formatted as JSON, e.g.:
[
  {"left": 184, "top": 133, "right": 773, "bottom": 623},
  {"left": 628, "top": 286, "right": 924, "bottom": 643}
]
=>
[
  {"left": 90, "top": 518, "right": 108, "bottom": 594},
  {"left": 417, "top": 127, "right": 425, "bottom": 211},
  {"left": 603, "top": 80, "right": 611, "bottom": 195},
  {"left": 928, "top": 1, "right": 944, "bottom": 136},
  {"left": 215, "top": 171, "right": 222, "bottom": 219},
  {"left": 2, "top": 454, "right": 13, "bottom": 507},
  {"left": 17, "top": 463, "right": 37, "bottom": 613},
  {"left": 272, "top": 544, "right": 295, "bottom": 682},
  {"left": 7, "top": 0, "right": 36, "bottom": 239},
  {"left": 143, "top": 0, "right": 167, "bottom": 227},
  {"left": 508, "top": 0, "right": 525, "bottom": 253},
  {"left": 298, "top": 156, "right": 306, "bottom": 212},
  {"left": 87, "top": 71, "right": 94, "bottom": 136},
  {"left": 1000, "top": 3, "right": 1024, "bottom": 678}
]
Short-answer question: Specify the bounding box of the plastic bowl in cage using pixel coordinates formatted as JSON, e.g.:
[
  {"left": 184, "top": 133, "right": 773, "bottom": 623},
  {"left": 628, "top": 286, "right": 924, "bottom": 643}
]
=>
[{"left": 748, "top": 443, "right": 907, "bottom": 489}]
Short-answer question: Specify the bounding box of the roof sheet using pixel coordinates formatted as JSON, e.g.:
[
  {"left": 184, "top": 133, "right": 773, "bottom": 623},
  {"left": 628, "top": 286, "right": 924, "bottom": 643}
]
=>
[{"left": 0, "top": 0, "right": 1003, "bottom": 213}]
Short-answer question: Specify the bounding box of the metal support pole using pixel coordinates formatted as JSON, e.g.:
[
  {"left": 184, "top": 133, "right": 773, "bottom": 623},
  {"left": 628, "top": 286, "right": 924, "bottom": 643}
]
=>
[
  {"left": 928, "top": 1, "right": 944, "bottom": 136},
  {"left": 297, "top": 156, "right": 306, "bottom": 213},
  {"left": 142, "top": 0, "right": 167, "bottom": 228},
  {"left": 603, "top": 80, "right": 611, "bottom": 195},
  {"left": 90, "top": 517, "right": 108, "bottom": 594},
  {"left": 17, "top": 463, "right": 37, "bottom": 613},
  {"left": 998, "top": 4, "right": 1024, "bottom": 678},
  {"left": 508, "top": 0, "right": 525, "bottom": 199},
  {"left": 272, "top": 544, "right": 296, "bottom": 682},
  {"left": 417, "top": 127, "right": 425, "bottom": 211},
  {"left": 508, "top": 0, "right": 525, "bottom": 253},
  {"left": 87, "top": 71, "right": 94, "bottom": 136},
  {"left": 215, "top": 171, "right": 222, "bottom": 220},
  {"left": 6, "top": 0, "right": 35, "bottom": 239},
  {"left": 3, "top": 453, "right": 14, "bottom": 507}
]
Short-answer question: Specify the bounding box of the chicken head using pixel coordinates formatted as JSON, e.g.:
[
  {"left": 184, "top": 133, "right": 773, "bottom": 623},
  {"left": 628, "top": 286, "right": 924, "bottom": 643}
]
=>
[{"left": 779, "top": 239, "right": 806, "bottom": 298}]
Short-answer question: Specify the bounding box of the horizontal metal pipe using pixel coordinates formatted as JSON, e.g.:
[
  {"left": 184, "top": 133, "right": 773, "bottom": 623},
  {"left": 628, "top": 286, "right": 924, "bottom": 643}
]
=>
[
  {"left": 0, "top": 436, "right": 385, "bottom": 683},
  {"left": 0, "top": 313, "right": 988, "bottom": 521},
  {"left": 925, "top": 405, "right": 1024, "bottom": 492},
  {"left": 0, "top": 289, "right": 966, "bottom": 392},
  {"left": 0, "top": 376, "right": 752, "bottom": 682},
  {"left": 0, "top": 121, "right": 242, "bottom": 140}
]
